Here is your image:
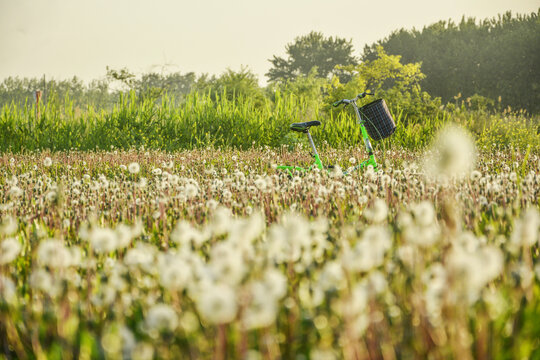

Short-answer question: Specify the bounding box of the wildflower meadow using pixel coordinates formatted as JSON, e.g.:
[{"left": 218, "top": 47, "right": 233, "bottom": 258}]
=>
[
  {"left": 1, "top": 128, "right": 539, "bottom": 359},
  {"left": 1, "top": 5, "right": 539, "bottom": 360}
]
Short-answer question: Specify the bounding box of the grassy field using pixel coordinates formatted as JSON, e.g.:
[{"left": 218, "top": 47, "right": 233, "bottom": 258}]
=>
[
  {"left": 1, "top": 137, "right": 539, "bottom": 358},
  {"left": 1, "top": 91, "right": 539, "bottom": 153}
]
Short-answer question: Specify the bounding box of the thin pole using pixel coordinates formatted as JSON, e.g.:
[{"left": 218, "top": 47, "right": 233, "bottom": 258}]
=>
[
  {"left": 35, "top": 90, "right": 42, "bottom": 120},
  {"left": 306, "top": 131, "right": 319, "bottom": 158},
  {"left": 353, "top": 103, "right": 374, "bottom": 155}
]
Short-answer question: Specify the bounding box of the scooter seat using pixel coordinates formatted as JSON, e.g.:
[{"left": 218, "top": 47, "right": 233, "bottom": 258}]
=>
[{"left": 290, "top": 121, "right": 321, "bottom": 133}]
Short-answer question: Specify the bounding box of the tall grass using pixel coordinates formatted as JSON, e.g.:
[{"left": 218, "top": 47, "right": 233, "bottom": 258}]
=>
[{"left": 1, "top": 90, "right": 538, "bottom": 152}]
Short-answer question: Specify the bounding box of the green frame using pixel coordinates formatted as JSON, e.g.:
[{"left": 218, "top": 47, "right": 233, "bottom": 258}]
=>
[
  {"left": 276, "top": 153, "right": 324, "bottom": 177},
  {"left": 277, "top": 91, "right": 380, "bottom": 176}
]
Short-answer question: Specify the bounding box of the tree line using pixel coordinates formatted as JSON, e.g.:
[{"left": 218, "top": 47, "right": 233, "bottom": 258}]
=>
[
  {"left": 1, "top": 9, "right": 538, "bottom": 115},
  {"left": 362, "top": 10, "right": 540, "bottom": 113}
]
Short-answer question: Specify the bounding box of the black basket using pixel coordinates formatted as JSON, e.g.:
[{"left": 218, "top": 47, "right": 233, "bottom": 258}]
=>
[{"left": 359, "top": 99, "right": 396, "bottom": 140}]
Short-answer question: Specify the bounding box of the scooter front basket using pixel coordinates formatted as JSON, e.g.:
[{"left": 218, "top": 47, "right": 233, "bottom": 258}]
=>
[{"left": 359, "top": 99, "right": 396, "bottom": 140}]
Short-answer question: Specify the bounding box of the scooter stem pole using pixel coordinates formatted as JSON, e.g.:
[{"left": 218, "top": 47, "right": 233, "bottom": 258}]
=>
[
  {"left": 352, "top": 104, "right": 374, "bottom": 155},
  {"left": 306, "top": 131, "right": 319, "bottom": 158},
  {"left": 306, "top": 130, "right": 324, "bottom": 169}
]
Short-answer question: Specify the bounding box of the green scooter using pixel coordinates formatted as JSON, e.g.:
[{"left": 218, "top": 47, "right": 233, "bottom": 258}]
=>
[{"left": 277, "top": 91, "right": 393, "bottom": 176}]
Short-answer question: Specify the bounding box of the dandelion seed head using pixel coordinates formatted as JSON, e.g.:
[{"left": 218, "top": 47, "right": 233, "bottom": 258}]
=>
[
  {"left": 9, "top": 186, "right": 23, "bottom": 198},
  {"left": 254, "top": 177, "right": 267, "bottom": 191},
  {"left": 171, "top": 221, "right": 206, "bottom": 248},
  {"left": 196, "top": 282, "right": 237, "bottom": 324},
  {"left": 46, "top": 190, "right": 57, "bottom": 203},
  {"left": 115, "top": 224, "right": 134, "bottom": 249},
  {"left": 37, "top": 239, "right": 72, "bottom": 268},
  {"left": 124, "top": 243, "right": 157, "bottom": 271},
  {"left": 128, "top": 162, "right": 140, "bottom": 174},
  {"left": 510, "top": 207, "right": 540, "bottom": 248},
  {"left": 89, "top": 227, "right": 118, "bottom": 253},
  {"left": 243, "top": 281, "right": 279, "bottom": 330},
  {"left": 425, "top": 124, "right": 477, "bottom": 179},
  {"left": 447, "top": 244, "right": 503, "bottom": 303},
  {"left": 158, "top": 255, "right": 192, "bottom": 290},
  {"left": 209, "top": 242, "right": 245, "bottom": 285},
  {"left": 364, "top": 198, "right": 388, "bottom": 223},
  {"left": 144, "top": 303, "right": 178, "bottom": 333},
  {"left": 412, "top": 201, "right": 436, "bottom": 227},
  {"left": 0, "top": 237, "right": 22, "bottom": 265},
  {"left": 137, "top": 177, "right": 147, "bottom": 188},
  {"left": 1, "top": 216, "right": 18, "bottom": 236},
  {"left": 30, "top": 268, "right": 61, "bottom": 296},
  {"left": 319, "top": 261, "right": 345, "bottom": 291},
  {"left": 185, "top": 183, "right": 199, "bottom": 199},
  {"left": 0, "top": 275, "right": 17, "bottom": 305}
]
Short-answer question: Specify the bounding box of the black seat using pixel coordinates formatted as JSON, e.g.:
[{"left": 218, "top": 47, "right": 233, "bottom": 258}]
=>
[{"left": 290, "top": 121, "right": 321, "bottom": 133}]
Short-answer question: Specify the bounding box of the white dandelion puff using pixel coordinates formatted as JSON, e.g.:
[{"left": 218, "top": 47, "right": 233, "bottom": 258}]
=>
[
  {"left": 1, "top": 216, "right": 18, "bottom": 236},
  {"left": 0, "top": 237, "right": 22, "bottom": 265},
  {"left": 36, "top": 239, "right": 72, "bottom": 268},
  {"left": 89, "top": 227, "right": 118, "bottom": 253},
  {"left": 424, "top": 124, "right": 477, "bottom": 179},
  {"left": 243, "top": 281, "right": 279, "bottom": 330},
  {"left": 144, "top": 304, "right": 178, "bottom": 333},
  {"left": 185, "top": 183, "right": 199, "bottom": 199},
  {"left": 128, "top": 162, "right": 140, "bottom": 174},
  {"left": 171, "top": 221, "right": 206, "bottom": 248},
  {"left": 43, "top": 157, "right": 53, "bottom": 167},
  {"left": 196, "top": 282, "right": 237, "bottom": 324},
  {"left": 364, "top": 198, "right": 388, "bottom": 223},
  {"left": 510, "top": 207, "right": 540, "bottom": 249},
  {"left": 0, "top": 275, "right": 17, "bottom": 304},
  {"left": 124, "top": 244, "right": 157, "bottom": 271},
  {"left": 412, "top": 201, "right": 437, "bottom": 227},
  {"left": 159, "top": 256, "right": 192, "bottom": 291},
  {"left": 9, "top": 186, "right": 23, "bottom": 198}
]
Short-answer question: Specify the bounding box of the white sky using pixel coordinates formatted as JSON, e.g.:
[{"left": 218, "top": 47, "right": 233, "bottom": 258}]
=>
[{"left": 0, "top": 0, "right": 537, "bottom": 85}]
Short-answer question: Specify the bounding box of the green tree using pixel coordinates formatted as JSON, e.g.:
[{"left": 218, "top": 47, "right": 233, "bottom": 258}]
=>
[
  {"left": 266, "top": 31, "right": 358, "bottom": 83},
  {"left": 195, "top": 66, "right": 265, "bottom": 105},
  {"left": 327, "top": 46, "right": 441, "bottom": 122},
  {"left": 362, "top": 10, "right": 540, "bottom": 113},
  {"left": 136, "top": 71, "right": 196, "bottom": 101},
  {"left": 106, "top": 66, "right": 137, "bottom": 91}
]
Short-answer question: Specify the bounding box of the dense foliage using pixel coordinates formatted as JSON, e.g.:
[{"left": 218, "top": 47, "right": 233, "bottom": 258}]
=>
[
  {"left": 362, "top": 10, "right": 540, "bottom": 113},
  {"left": 1, "top": 86, "right": 538, "bottom": 153},
  {"left": 266, "top": 32, "right": 358, "bottom": 83},
  {"left": 1, "top": 45, "right": 538, "bottom": 154}
]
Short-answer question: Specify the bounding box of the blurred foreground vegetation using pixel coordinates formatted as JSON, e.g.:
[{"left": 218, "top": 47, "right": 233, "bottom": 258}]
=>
[{"left": 0, "top": 147, "right": 539, "bottom": 358}]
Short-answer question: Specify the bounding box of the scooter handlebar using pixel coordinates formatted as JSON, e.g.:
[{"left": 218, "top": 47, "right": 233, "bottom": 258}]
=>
[
  {"left": 333, "top": 91, "right": 373, "bottom": 106},
  {"left": 357, "top": 91, "right": 373, "bottom": 99}
]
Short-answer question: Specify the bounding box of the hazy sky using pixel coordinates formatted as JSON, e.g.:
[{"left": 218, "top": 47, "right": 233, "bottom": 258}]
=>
[{"left": 0, "top": 0, "right": 537, "bottom": 85}]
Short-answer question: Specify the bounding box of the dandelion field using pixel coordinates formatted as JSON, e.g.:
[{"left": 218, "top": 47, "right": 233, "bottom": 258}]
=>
[{"left": 1, "top": 139, "right": 539, "bottom": 360}]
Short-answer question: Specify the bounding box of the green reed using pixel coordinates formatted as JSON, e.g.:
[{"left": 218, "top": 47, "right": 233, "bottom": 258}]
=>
[{"left": 0, "top": 90, "right": 538, "bottom": 153}]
